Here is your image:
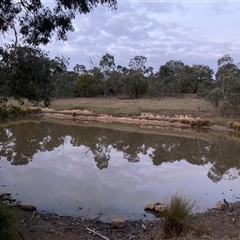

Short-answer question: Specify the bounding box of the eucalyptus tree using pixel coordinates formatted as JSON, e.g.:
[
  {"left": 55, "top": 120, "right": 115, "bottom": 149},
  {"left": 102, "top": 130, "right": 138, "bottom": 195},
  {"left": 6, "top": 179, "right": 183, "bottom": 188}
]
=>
[
  {"left": 73, "top": 64, "right": 87, "bottom": 75},
  {"left": 215, "top": 55, "right": 239, "bottom": 100},
  {"left": 192, "top": 64, "right": 214, "bottom": 96},
  {"left": 127, "top": 56, "right": 149, "bottom": 98},
  {"left": 0, "top": 0, "right": 117, "bottom": 46},
  {"left": 129, "top": 55, "right": 147, "bottom": 72},
  {"left": 99, "top": 53, "right": 116, "bottom": 97},
  {"left": 0, "top": 45, "right": 56, "bottom": 106}
]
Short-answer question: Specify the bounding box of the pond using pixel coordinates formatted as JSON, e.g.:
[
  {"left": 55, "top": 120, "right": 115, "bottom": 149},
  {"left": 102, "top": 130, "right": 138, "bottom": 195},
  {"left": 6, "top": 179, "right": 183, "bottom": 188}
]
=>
[{"left": 0, "top": 119, "right": 240, "bottom": 222}]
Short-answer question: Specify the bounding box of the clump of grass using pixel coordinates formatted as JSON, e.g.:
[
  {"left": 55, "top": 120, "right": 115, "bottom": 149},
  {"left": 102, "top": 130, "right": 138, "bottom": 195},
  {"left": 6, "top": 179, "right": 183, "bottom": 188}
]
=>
[
  {"left": 190, "top": 120, "right": 196, "bottom": 127},
  {"left": 0, "top": 205, "right": 23, "bottom": 240},
  {"left": 161, "top": 193, "right": 195, "bottom": 239},
  {"left": 232, "top": 122, "right": 240, "bottom": 131},
  {"left": 180, "top": 119, "right": 190, "bottom": 124},
  {"left": 195, "top": 119, "right": 203, "bottom": 127},
  {"left": 189, "top": 119, "right": 211, "bottom": 127},
  {"left": 202, "top": 119, "right": 211, "bottom": 126},
  {"left": 228, "top": 121, "right": 234, "bottom": 128}
]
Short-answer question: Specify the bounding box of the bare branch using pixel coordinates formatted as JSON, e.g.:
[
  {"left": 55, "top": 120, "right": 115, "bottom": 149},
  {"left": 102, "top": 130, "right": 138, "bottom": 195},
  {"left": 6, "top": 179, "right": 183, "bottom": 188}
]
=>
[
  {"left": 85, "top": 226, "right": 109, "bottom": 240},
  {"left": 87, "top": 54, "right": 100, "bottom": 69}
]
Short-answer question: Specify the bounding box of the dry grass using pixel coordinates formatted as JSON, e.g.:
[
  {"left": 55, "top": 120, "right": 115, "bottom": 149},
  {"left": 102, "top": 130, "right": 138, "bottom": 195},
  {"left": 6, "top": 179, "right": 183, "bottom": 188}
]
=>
[
  {"left": 49, "top": 97, "right": 213, "bottom": 117},
  {"left": 161, "top": 193, "right": 196, "bottom": 239},
  {"left": 0, "top": 204, "right": 23, "bottom": 240}
]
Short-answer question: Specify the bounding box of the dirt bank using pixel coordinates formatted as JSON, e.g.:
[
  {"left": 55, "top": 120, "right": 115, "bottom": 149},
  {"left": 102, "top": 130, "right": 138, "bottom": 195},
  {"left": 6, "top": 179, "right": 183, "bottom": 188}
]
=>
[
  {"left": 2, "top": 200, "right": 240, "bottom": 240},
  {"left": 42, "top": 109, "right": 232, "bottom": 134}
]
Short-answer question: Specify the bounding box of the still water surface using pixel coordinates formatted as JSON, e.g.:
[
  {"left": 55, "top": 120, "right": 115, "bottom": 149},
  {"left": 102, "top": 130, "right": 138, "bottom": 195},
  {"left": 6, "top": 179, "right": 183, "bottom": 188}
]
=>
[{"left": 0, "top": 120, "right": 240, "bottom": 221}]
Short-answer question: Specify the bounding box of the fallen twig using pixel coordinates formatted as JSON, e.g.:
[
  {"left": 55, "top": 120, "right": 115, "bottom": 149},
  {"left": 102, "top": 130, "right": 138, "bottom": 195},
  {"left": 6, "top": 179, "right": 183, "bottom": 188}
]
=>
[
  {"left": 121, "top": 232, "right": 135, "bottom": 240},
  {"left": 85, "top": 226, "right": 109, "bottom": 240},
  {"left": 27, "top": 211, "right": 36, "bottom": 225}
]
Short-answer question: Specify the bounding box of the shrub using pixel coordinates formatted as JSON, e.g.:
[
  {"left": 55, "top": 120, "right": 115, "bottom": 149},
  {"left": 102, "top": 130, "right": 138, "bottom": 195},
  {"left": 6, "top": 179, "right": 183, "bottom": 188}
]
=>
[
  {"left": 180, "top": 119, "right": 190, "bottom": 124},
  {"left": 195, "top": 119, "right": 203, "bottom": 127},
  {"left": 190, "top": 120, "right": 196, "bottom": 126},
  {"left": 202, "top": 119, "right": 211, "bottom": 126},
  {"left": 72, "top": 112, "right": 77, "bottom": 117},
  {"left": 161, "top": 193, "right": 195, "bottom": 238},
  {"left": 233, "top": 122, "right": 239, "bottom": 130},
  {"left": 227, "top": 121, "right": 234, "bottom": 128},
  {"left": 0, "top": 204, "right": 23, "bottom": 240}
]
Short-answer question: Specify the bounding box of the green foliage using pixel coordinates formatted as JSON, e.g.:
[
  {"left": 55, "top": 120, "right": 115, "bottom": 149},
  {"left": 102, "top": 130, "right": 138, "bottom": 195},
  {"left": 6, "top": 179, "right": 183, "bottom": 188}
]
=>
[
  {"left": 0, "top": 204, "right": 22, "bottom": 240},
  {"left": 161, "top": 193, "right": 195, "bottom": 238},
  {"left": 0, "top": 105, "right": 42, "bottom": 119},
  {"left": 207, "top": 88, "right": 224, "bottom": 110},
  {"left": 189, "top": 119, "right": 211, "bottom": 127},
  {"left": 74, "top": 74, "right": 99, "bottom": 97},
  {"left": 0, "top": 45, "right": 55, "bottom": 106},
  {"left": 230, "top": 121, "right": 240, "bottom": 131},
  {"left": 0, "top": 0, "right": 117, "bottom": 46}
]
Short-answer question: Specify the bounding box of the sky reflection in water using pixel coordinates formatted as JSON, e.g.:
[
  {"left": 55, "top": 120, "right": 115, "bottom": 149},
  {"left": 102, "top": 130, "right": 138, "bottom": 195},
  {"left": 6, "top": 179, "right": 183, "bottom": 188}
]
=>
[{"left": 0, "top": 120, "right": 240, "bottom": 221}]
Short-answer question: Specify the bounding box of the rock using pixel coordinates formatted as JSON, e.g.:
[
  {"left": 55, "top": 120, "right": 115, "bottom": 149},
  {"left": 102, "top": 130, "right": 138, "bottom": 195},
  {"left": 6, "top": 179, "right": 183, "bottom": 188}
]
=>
[
  {"left": 217, "top": 200, "right": 224, "bottom": 210},
  {"left": 112, "top": 217, "right": 125, "bottom": 228},
  {"left": 154, "top": 203, "right": 167, "bottom": 213},
  {"left": 1, "top": 194, "right": 12, "bottom": 201},
  {"left": 144, "top": 202, "right": 157, "bottom": 211},
  {"left": 20, "top": 204, "right": 36, "bottom": 211}
]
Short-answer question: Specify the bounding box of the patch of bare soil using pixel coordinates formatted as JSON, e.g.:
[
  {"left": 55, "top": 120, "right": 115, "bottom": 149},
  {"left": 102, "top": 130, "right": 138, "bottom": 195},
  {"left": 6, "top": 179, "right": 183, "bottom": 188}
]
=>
[
  {"left": 4, "top": 201, "right": 240, "bottom": 240},
  {"left": 42, "top": 111, "right": 231, "bottom": 133}
]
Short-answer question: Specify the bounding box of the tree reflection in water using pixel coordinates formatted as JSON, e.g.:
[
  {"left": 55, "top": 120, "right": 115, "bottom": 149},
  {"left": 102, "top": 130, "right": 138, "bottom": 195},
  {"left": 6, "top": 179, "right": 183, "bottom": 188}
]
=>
[{"left": 0, "top": 120, "right": 240, "bottom": 183}]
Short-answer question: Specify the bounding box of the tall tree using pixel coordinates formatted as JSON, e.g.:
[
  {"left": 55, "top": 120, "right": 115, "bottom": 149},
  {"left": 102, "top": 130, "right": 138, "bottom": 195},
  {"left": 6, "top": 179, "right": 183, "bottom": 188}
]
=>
[
  {"left": 99, "top": 53, "right": 115, "bottom": 97},
  {"left": 0, "top": 45, "right": 67, "bottom": 105},
  {"left": 216, "top": 55, "right": 239, "bottom": 100},
  {"left": 0, "top": 0, "right": 117, "bottom": 46},
  {"left": 73, "top": 64, "right": 87, "bottom": 75},
  {"left": 129, "top": 55, "right": 147, "bottom": 72}
]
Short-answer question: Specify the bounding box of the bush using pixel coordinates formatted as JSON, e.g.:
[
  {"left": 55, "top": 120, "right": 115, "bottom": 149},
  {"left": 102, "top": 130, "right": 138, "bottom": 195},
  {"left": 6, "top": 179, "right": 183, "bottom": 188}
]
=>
[
  {"left": 233, "top": 122, "right": 239, "bottom": 130},
  {"left": 72, "top": 112, "right": 77, "bottom": 117},
  {"left": 202, "top": 119, "right": 211, "bottom": 126},
  {"left": 190, "top": 120, "right": 196, "bottom": 126},
  {"left": 161, "top": 193, "right": 195, "bottom": 238},
  {"left": 195, "top": 119, "right": 203, "bottom": 127},
  {"left": 180, "top": 119, "right": 190, "bottom": 124},
  {"left": 228, "top": 121, "right": 234, "bottom": 128},
  {"left": 0, "top": 205, "right": 23, "bottom": 240}
]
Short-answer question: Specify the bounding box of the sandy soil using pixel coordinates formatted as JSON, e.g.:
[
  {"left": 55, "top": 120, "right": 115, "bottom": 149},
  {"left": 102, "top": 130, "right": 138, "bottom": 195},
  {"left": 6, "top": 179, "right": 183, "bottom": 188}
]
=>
[{"left": 42, "top": 110, "right": 231, "bottom": 133}]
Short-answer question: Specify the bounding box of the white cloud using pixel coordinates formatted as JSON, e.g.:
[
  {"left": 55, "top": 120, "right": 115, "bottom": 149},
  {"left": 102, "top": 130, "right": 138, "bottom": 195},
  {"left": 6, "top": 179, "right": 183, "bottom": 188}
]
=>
[{"left": 23, "top": 1, "right": 240, "bottom": 72}]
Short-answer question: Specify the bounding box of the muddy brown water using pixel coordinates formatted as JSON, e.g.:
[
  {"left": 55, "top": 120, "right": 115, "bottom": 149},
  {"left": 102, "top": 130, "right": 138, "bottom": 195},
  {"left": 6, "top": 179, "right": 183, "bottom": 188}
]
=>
[{"left": 0, "top": 119, "right": 240, "bottom": 222}]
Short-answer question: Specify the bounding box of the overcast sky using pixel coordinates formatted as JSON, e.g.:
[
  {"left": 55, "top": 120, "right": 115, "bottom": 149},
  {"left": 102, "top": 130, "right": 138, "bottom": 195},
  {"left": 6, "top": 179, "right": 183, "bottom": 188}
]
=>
[{"left": 5, "top": 0, "right": 240, "bottom": 73}]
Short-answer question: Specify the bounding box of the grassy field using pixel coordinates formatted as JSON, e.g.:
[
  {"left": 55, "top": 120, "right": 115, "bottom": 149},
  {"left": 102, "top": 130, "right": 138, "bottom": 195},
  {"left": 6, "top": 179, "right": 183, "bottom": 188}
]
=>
[{"left": 50, "top": 96, "right": 215, "bottom": 117}]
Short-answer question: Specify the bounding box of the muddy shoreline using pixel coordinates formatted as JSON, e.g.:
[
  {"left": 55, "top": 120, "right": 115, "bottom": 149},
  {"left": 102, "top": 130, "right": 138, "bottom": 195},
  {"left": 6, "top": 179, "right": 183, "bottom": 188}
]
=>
[{"left": 1, "top": 198, "right": 240, "bottom": 240}]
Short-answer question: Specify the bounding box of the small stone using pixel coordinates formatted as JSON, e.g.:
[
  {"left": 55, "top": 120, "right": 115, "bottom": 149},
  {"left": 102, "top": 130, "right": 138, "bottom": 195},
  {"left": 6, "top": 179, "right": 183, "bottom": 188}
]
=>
[
  {"left": 154, "top": 203, "right": 167, "bottom": 213},
  {"left": 217, "top": 200, "right": 224, "bottom": 210},
  {"left": 1, "top": 194, "right": 12, "bottom": 201},
  {"left": 112, "top": 217, "right": 125, "bottom": 228},
  {"left": 20, "top": 204, "right": 36, "bottom": 211},
  {"left": 144, "top": 202, "right": 156, "bottom": 211}
]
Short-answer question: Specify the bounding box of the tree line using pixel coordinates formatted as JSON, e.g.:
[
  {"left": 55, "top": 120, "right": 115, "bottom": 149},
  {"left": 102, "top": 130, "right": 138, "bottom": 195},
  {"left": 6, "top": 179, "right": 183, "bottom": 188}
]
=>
[{"left": 0, "top": 45, "right": 240, "bottom": 114}]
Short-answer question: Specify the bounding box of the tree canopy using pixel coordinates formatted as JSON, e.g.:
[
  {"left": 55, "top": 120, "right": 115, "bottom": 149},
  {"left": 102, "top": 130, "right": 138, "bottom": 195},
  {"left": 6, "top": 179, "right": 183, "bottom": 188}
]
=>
[{"left": 0, "top": 0, "right": 117, "bottom": 46}]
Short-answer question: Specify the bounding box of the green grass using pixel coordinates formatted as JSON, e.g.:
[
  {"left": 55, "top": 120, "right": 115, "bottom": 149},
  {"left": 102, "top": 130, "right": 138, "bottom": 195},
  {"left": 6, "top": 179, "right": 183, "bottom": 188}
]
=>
[
  {"left": 0, "top": 204, "right": 23, "bottom": 240},
  {"left": 161, "top": 193, "right": 195, "bottom": 239}
]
